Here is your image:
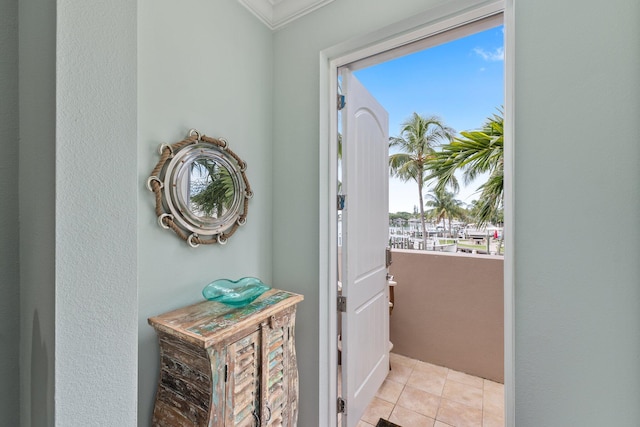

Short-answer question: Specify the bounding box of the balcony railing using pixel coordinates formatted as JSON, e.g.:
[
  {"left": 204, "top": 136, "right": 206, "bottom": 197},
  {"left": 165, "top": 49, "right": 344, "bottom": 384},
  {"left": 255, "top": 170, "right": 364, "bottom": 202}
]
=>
[{"left": 389, "top": 249, "right": 504, "bottom": 383}]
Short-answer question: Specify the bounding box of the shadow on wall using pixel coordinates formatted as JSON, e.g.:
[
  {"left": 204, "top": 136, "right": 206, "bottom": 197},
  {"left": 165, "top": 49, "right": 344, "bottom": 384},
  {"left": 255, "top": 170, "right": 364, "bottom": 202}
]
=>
[
  {"left": 139, "top": 323, "right": 160, "bottom": 424},
  {"left": 31, "top": 311, "right": 51, "bottom": 427}
]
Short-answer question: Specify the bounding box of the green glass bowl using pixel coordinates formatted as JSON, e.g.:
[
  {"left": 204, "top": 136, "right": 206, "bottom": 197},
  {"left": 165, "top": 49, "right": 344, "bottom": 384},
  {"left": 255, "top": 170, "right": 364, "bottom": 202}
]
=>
[{"left": 202, "top": 277, "right": 271, "bottom": 307}]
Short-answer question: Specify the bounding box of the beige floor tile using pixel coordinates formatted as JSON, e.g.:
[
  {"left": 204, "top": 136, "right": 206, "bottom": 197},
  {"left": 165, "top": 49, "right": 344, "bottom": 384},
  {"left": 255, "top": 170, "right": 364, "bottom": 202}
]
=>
[
  {"left": 389, "top": 405, "right": 436, "bottom": 427},
  {"left": 441, "top": 379, "right": 483, "bottom": 410},
  {"left": 360, "top": 355, "right": 504, "bottom": 427},
  {"left": 396, "top": 385, "right": 441, "bottom": 419},
  {"left": 376, "top": 379, "right": 405, "bottom": 404},
  {"left": 483, "top": 388, "right": 504, "bottom": 417},
  {"left": 390, "top": 352, "right": 418, "bottom": 369},
  {"left": 414, "top": 360, "right": 449, "bottom": 376},
  {"left": 436, "top": 398, "right": 483, "bottom": 427},
  {"left": 447, "top": 369, "right": 485, "bottom": 389},
  {"left": 361, "top": 397, "right": 395, "bottom": 425},
  {"left": 483, "top": 410, "right": 505, "bottom": 427},
  {"left": 386, "top": 363, "right": 413, "bottom": 385},
  {"left": 483, "top": 379, "right": 504, "bottom": 395},
  {"left": 406, "top": 368, "right": 447, "bottom": 396}
]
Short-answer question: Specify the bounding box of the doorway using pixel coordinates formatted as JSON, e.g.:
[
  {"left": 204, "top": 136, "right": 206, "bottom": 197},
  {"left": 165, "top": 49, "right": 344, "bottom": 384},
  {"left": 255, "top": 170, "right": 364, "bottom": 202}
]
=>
[{"left": 319, "top": 1, "right": 514, "bottom": 426}]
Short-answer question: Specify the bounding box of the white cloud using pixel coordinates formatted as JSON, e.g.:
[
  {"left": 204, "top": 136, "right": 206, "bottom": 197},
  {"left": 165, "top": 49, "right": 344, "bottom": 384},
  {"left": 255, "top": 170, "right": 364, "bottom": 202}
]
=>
[{"left": 474, "top": 46, "right": 504, "bottom": 61}]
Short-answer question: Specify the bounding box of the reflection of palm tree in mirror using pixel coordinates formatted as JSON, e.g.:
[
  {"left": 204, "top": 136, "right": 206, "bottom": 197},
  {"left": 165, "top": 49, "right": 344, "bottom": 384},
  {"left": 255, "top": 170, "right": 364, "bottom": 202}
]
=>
[{"left": 189, "top": 158, "right": 236, "bottom": 218}]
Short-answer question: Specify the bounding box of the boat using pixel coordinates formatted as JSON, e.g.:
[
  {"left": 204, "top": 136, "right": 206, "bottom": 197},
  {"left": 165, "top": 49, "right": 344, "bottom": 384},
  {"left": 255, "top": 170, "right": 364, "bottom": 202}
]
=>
[{"left": 459, "top": 224, "right": 503, "bottom": 240}]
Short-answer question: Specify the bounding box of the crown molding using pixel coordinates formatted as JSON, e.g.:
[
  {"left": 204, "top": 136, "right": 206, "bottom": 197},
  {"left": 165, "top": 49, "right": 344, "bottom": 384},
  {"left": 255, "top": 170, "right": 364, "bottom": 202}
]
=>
[{"left": 237, "top": 0, "right": 336, "bottom": 30}]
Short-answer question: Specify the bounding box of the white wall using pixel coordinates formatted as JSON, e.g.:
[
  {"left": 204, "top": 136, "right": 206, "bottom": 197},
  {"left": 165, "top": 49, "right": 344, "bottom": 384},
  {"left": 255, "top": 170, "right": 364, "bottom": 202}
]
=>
[
  {"left": 137, "top": 0, "right": 274, "bottom": 424},
  {"left": 0, "top": 0, "right": 20, "bottom": 424},
  {"left": 513, "top": 0, "right": 640, "bottom": 425}
]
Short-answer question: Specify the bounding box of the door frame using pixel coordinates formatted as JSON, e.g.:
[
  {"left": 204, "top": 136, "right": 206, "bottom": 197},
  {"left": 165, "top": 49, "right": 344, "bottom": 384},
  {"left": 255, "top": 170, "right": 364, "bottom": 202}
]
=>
[{"left": 318, "top": 0, "right": 514, "bottom": 426}]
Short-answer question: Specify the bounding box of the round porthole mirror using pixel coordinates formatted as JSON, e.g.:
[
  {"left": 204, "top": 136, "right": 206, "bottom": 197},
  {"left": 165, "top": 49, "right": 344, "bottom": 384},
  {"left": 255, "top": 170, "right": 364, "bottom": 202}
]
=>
[{"left": 147, "top": 129, "right": 252, "bottom": 247}]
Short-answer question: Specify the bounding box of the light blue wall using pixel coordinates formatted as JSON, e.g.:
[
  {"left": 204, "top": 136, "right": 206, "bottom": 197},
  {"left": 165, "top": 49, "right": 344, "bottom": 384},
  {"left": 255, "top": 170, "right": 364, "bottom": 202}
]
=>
[
  {"left": 19, "top": 0, "right": 138, "bottom": 424},
  {"left": 55, "top": 0, "right": 139, "bottom": 425},
  {"left": 514, "top": 0, "right": 640, "bottom": 425},
  {"left": 7, "top": 0, "right": 639, "bottom": 425},
  {"left": 0, "top": 0, "right": 20, "bottom": 424},
  {"left": 18, "top": 0, "right": 56, "bottom": 423},
  {"left": 137, "top": 0, "right": 274, "bottom": 423},
  {"left": 273, "top": 0, "right": 640, "bottom": 425},
  {"left": 271, "top": 0, "right": 451, "bottom": 423}
]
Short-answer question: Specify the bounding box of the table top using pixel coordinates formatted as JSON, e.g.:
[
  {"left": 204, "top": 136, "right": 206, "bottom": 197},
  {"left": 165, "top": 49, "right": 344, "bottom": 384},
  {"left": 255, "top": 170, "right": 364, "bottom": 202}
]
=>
[{"left": 148, "top": 289, "right": 304, "bottom": 348}]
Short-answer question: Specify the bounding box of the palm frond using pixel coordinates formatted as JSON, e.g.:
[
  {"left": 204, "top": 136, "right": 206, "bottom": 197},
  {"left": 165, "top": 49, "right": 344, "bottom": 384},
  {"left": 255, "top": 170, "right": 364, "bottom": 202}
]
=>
[{"left": 428, "top": 109, "right": 504, "bottom": 226}]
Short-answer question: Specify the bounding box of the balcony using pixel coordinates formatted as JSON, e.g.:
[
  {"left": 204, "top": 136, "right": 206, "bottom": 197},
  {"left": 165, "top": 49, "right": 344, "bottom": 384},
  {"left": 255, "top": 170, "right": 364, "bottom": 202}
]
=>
[
  {"left": 361, "top": 249, "right": 505, "bottom": 426},
  {"left": 360, "top": 353, "right": 505, "bottom": 426}
]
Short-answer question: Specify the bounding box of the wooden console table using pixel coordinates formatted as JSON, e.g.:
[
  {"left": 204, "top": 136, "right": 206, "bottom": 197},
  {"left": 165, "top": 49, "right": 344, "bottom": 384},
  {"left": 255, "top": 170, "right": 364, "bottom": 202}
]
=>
[{"left": 148, "top": 289, "right": 303, "bottom": 426}]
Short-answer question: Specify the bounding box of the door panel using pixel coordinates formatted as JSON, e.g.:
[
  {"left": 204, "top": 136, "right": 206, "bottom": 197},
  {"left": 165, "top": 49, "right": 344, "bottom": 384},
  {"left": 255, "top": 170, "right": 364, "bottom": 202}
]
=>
[{"left": 340, "top": 68, "right": 389, "bottom": 427}]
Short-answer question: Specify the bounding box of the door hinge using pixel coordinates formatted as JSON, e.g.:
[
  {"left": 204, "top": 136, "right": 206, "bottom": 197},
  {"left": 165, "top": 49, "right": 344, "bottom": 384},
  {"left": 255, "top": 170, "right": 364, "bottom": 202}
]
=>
[
  {"left": 337, "top": 94, "right": 346, "bottom": 111},
  {"left": 337, "top": 397, "right": 347, "bottom": 414},
  {"left": 224, "top": 364, "right": 228, "bottom": 383},
  {"left": 386, "top": 246, "right": 392, "bottom": 267},
  {"left": 337, "top": 194, "right": 346, "bottom": 210},
  {"left": 337, "top": 296, "right": 347, "bottom": 312}
]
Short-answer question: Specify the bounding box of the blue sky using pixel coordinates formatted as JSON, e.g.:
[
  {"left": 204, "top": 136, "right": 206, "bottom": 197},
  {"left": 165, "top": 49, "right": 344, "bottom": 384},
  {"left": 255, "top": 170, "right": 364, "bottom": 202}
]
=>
[{"left": 354, "top": 25, "right": 504, "bottom": 213}]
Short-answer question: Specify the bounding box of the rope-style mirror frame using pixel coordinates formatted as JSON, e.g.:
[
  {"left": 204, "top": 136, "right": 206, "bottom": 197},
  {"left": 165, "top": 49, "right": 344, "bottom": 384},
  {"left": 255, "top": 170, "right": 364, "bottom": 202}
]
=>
[{"left": 147, "top": 129, "right": 252, "bottom": 247}]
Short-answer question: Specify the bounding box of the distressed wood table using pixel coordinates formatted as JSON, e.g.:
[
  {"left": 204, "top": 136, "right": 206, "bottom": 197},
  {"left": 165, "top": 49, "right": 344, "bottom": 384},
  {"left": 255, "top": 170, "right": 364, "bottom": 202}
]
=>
[{"left": 148, "top": 289, "right": 304, "bottom": 426}]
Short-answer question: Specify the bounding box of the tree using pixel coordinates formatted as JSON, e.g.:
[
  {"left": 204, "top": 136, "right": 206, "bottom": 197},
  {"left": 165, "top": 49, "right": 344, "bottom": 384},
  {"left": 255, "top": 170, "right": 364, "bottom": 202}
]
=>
[
  {"left": 190, "top": 159, "right": 236, "bottom": 217},
  {"left": 424, "top": 188, "right": 466, "bottom": 237},
  {"left": 428, "top": 110, "right": 503, "bottom": 227},
  {"left": 466, "top": 199, "right": 503, "bottom": 227},
  {"left": 389, "top": 113, "right": 454, "bottom": 239},
  {"left": 389, "top": 211, "right": 412, "bottom": 222}
]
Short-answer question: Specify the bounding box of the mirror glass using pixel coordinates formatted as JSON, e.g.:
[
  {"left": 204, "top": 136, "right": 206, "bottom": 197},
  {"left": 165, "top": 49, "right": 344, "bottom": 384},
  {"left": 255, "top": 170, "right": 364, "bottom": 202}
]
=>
[
  {"left": 162, "top": 142, "right": 247, "bottom": 238},
  {"left": 187, "top": 157, "right": 236, "bottom": 220}
]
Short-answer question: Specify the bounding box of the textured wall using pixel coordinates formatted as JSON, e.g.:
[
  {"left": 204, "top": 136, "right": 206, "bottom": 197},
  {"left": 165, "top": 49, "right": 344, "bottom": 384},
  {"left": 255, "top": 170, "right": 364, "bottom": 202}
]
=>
[
  {"left": 137, "top": 0, "right": 274, "bottom": 424},
  {"left": 9, "top": 0, "right": 639, "bottom": 425},
  {"left": 0, "top": 0, "right": 20, "bottom": 424},
  {"left": 514, "top": 0, "right": 640, "bottom": 425},
  {"left": 274, "top": 0, "right": 640, "bottom": 424},
  {"left": 55, "top": 0, "right": 138, "bottom": 425}
]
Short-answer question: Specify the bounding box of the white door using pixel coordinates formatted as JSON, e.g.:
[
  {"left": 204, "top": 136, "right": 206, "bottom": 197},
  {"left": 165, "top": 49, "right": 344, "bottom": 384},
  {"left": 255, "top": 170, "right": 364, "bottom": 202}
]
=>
[{"left": 340, "top": 68, "right": 389, "bottom": 427}]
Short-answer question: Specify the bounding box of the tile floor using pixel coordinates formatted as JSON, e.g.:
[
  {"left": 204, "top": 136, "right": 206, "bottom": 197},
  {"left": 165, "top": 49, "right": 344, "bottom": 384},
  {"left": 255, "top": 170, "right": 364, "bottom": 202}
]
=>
[{"left": 358, "top": 353, "right": 504, "bottom": 427}]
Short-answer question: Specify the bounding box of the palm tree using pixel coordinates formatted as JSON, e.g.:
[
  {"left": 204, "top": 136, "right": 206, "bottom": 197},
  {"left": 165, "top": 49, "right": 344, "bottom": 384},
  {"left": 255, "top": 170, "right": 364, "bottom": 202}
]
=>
[
  {"left": 424, "top": 188, "right": 466, "bottom": 237},
  {"left": 190, "top": 159, "right": 236, "bottom": 218},
  {"left": 389, "top": 113, "right": 454, "bottom": 239},
  {"left": 428, "top": 110, "right": 503, "bottom": 227},
  {"left": 466, "top": 198, "right": 504, "bottom": 228}
]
